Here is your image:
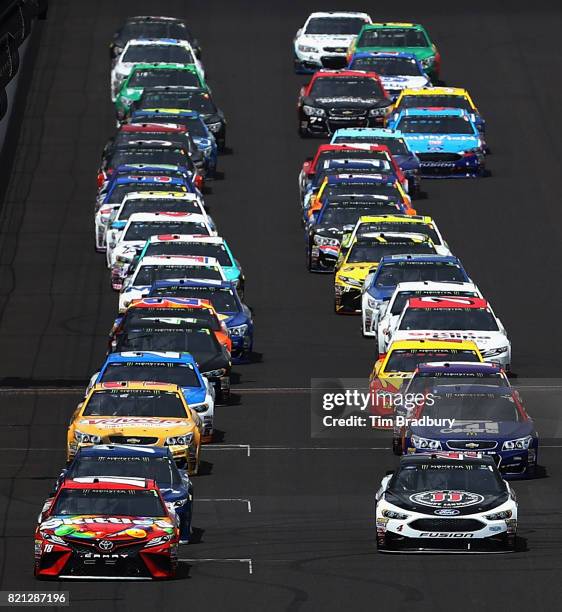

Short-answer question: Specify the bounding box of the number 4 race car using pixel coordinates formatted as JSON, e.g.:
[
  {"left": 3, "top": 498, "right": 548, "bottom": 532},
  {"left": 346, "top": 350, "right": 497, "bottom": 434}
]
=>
[
  {"left": 375, "top": 452, "right": 518, "bottom": 552},
  {"left": 34, "top": 476, "right": 179, "bottom": 579}
]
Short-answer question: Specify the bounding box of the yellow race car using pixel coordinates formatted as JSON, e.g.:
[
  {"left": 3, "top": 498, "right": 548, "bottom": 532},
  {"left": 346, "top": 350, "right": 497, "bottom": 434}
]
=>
[
  {"left": 334, "top": 232, "right": 436, "bottom": 314},
  {"left": 368, "top": 338, "right": 484, "bottom": 425},
  {"left": 67, "top": 382, "right": 203, "bottom": 474}
]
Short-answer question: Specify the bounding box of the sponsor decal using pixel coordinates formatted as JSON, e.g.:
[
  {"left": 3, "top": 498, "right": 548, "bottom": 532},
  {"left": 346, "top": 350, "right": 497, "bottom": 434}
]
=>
[
  {"left": 78, "top": 417, "right": 184, "bottom": 428},
  {"left": 410, "top": 490, "right": 484, "bottom": 508},
  {"left": 419, "top": 533, "right": 474, "bottom": 538}
]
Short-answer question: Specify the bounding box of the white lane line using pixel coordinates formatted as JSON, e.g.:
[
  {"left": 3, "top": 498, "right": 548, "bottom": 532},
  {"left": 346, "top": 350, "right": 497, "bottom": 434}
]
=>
[
  {"left": 204, "top": 444, "right": 251, "bottom": 456},
  {"left": 179, "top": 558, "right": 253, "bottom": 574},
  {"left": 198, "top": 498, "right": 252, "bottom": 512}
]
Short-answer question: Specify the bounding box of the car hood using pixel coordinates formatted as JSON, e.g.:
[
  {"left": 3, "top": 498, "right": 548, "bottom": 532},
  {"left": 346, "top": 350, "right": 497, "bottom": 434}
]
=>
[
  {"left": 222, "top": 312, "right": 250, "bottom": 328},
  {"left": 358, "top": 46, "right": 434, "bottom": 61},
  {"left": 311, "top": 96, "right": 388, "bottom": 109},
  {"left": 404, "top": 134, "right": 480, "bottom": 153},
  {"left": 39, "top": 514, "right": 175, "bottom": 542},
  {"left": 75, "top": 416, "right": 192, "bottom": 435},
  {"left": 338, "top": 262, "right": 375, "bottom": 281},
  {"left": 411, "top": 419, "right": 535, "bottom": 441}
]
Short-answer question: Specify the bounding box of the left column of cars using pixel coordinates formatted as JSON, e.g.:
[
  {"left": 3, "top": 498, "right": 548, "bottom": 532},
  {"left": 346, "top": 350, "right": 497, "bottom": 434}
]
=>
[{"left": 34, "top": 14, "right": 253, "bottom": 580}]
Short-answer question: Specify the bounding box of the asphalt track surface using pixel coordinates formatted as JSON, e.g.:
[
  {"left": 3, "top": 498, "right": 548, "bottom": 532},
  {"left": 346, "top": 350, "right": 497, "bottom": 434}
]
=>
[{"left": 0, "top": 0, "right": 561, "bottom": 610}]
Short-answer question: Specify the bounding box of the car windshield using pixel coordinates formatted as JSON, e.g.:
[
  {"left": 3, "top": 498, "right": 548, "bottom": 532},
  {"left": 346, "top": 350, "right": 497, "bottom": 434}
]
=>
[
  {"left": 359, "top": 223, "right": 440, "bottom": 245},
  {"left": 385, "top": 349, "right": 481, "bottom": 373},
  {"left": 133, "top": 264, "right": 222, "bottom": 285},
  {"left": 319, "top": 202, "right": 400, "bottom": 225},
  {"left": 83, "top": 389, "right": 187, "bottom": 417},
  {"left": 149, "top": 286, "right": 239, "bottom": 312},
  {"left": 52, "top": 488, "right": 166, "bottom": 517},
  {"left": 324, "top": 183, "right": 401, "bottom": 199},
  {"left": 128, "top": 69, "right": 200, "bottom": 88},
  {"left": 391, "top": 291, "right": 478, "bottom": 315},
  {"left": 333, "top": 136, "right": 410, "bottom": 155},
  {"left": 397, "top": 116, "right": 475, "bottom": 135},
  {"left": 117, "top": 328, "right": 220, "bottom": 360},
  {"left": 68, "top": 455, "right": 181, "bottom": 488},
  {"left": 358, "top": 28, "right": 429, "bottom": 48},
  {"left": 389, "top": 463, "right": 505, "bottom": 495},
  {"left": 351, "top": 57, "right": 422, "bottom": 76},
  {"left": 122, "top": 44, "right": 194, "bottom": 64},
  {"left": 120, "top": 20, "right": 189, "bottom": 41},
  {"left": 399, "top": 307, "right": 499, "bottom": 331},
  {"left": 118, "top": 199, "right": 199, "bottom": 220},
  {"left": 310, "top": 77, "right": 384, "bottom": 99},
  {"left": 123, "top": 307, "right": 219, "bottom": 331},
  {"left": 66, "top": 454, "right": 181, "bottom": 489},
  {"left": 145, "top": 242, "right": 232, "bottom": 266},
  {"left": 123, "top": 221, "right": 209, "bottom": 241},
  {"left": 101, "top": 362, "right": 200, "bottom": 388},
  {"left": 399, "top": 95, "right": 472, "bottom": 112},
  {"left": 375, "top": 262, "right": 465, "bottom": 287},
  {"left": 422, "top": 391, "right": 519, "bottom": 421},
  {"left": 108, "top": 184, "right": 187, "bottom": 204},
  {"left": 141, "top": 90, "right": 215, "bottom": 114},
  {"left": 110, "top": 148, "right": 187, "bottom": 167},
  {"left": 305, "top": 17, "right": 366, "bottom": 35},
  {"left": 347, "top": 240, "right": 435, "bottom": 263}
]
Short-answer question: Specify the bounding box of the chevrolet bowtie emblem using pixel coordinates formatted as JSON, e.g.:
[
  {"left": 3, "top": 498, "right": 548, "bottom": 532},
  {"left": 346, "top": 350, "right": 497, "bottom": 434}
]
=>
[
  {"left": 127, "top": 438, "right": 141, "bottom": 443},
  {"left": 465, "top": 442, "right": 480, "bottom": 449}
]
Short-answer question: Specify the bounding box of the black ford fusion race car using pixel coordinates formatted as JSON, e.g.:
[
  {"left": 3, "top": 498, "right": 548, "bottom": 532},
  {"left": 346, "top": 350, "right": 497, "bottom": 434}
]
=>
[
  {"left": 375, "top": 452, "right": 518, "bottom": 553},
  {"left": 297, "top": 69, "right": 392, "bottom": 137}
]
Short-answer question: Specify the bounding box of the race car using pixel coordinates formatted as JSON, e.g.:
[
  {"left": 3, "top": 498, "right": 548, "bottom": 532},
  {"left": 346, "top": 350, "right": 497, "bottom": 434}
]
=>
[
  {"left": 34, "top": 476, "right": 179, "bottom": 579},
  {"left": 106, "top": 211, "right": 216, "bottom": 272},
  {"left": 293, "top": 11, "right": 371, "bottom": 73},
  {"left": 377, "top": 282, "right": 483, "bottom": 353},
  {"left": 129, "top": 87, "right": 226, "bottom": 150},
  {"left": 66, "top": 382, "right": 203, "bottom": 472},
  {"left": 113, "top": 326, "right": 231, "bottom": 402},
  {"left": 393, "top": 380, "right": 538, "bottom": 478},
  {"left": 147, "top": 279, "right": 253, "bottom": 363},
  {"left": 110, "top": 16, "right": 201, "bottom": 61},
  {"left": 334, "top": 233, "right": 436, "bottom": 314},
  {"left": 387, "top": 108, "right": 486, "bottom": 178},
  {"left": 57, "top": 445, "right": 194, "bottom": 543},
  {"left": 299, "top": 143, "right": 408, "bottom": 203},
  {"left": 118, "top": 255, "right": 226, "bottom": 312},
  {"left": 110, "top": 297, "right": 231, "bottom": 354},
  {"left": 111, "top": 39, "right": 204, "bottom": 101},
  {"left": 375, "top": 452, "right": 518, "bottom": 552},
  {"left": 361, "top": 254, "right": 470, "bottom": 337},
  {"left": 130, "top": 234, "right": 243, "bottom": 291},
  {"left": 114, "top": 64, "right": 206, "bottom": 118},
  {"left": 297, "top": 70, "right": 392, "bottom": 137},
  {"left": 387, "top": 296, "right": 511, "bottom": 369},
  {"left": 348, "top": 22, "right": 440, "bottom": 81},
  {"left": 392, "top": 87, "right": 486, "bottom": 136},
  {"left": 330, "top": 128, "right": 421, "bottom": 193},
  {"left": 347, "top": 52, "right": 431, "bottom": 98},
  {"left": 88, "top": 351, "right": 215, "bottom": 442},
  {"left": 129, "top": 109, "right": 217, "bottom": 176}
]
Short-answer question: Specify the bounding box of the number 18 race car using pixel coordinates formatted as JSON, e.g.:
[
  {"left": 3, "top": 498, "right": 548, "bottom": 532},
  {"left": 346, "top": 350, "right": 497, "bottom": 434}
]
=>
[
  {"left": 34, "top": 477, "right": 179, "bottom": 579},
  {"left": 375, "top": 452, "right": 518, "bottom": 552}
]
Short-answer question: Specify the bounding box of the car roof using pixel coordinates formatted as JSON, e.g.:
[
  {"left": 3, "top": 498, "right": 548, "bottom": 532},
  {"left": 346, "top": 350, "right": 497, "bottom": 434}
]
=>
[
  {"left": 400, "top": 86, "right": 469, "bottom": 97},
  {"left": 151, "top": 279, "right": 233, "bottom": 290},
  {"left": 92, "top": 381, "right": 182, "bottom": 392},
  {"left": 104, "top": 350, "right": 197, "bottom": 365},
  {"left": 123, "top": 191, "right": 199, "bottom": 201},
  {"left": 378, "top": 254, "right": 461, "bottom": 264},
  {"left": 388, "top": 338, "right": 480, "bottom": 351},
  {"left": 138, "top": 254, "right": 220, "bottom": 267},
  {"left": 398, "top": 107, "right": 469, "bottom": 117},
  {"left": 352, "top": 51, "right": 419, "bottom": 60},
  {"left": 76, "top": 444, "right": 171, "bottom": 458},
  {"left": 405, "top": 296, "right": 488, "bottom": 309},
  {"left": 126, "top": 211, "right": 207, "bottom": 222},
  {"left": 61, "top": 476, "right": 156, "bottom": 490},
  {"left": 307, "top": 11, "right": 371, "bottom": 19},
  {"left": 399, "top": 452, "right": 495, "bottom": 466},
  {"left": 394, "top": 280, "right": 477, "bottom": 292},
  {"left": 312, "top": 69, "right": 381, "bottom": 81},
  {"left": 415, "top": 362, "right": 503, "bottom": 374}
]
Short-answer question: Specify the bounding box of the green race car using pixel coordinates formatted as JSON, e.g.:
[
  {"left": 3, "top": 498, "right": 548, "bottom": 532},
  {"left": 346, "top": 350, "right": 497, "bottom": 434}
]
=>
[
  {"left": 347, "top": 22, "right": 440, "bottom": 81},
  {"left": 115, "top": 63, "right": 207, "bottom": 120}
]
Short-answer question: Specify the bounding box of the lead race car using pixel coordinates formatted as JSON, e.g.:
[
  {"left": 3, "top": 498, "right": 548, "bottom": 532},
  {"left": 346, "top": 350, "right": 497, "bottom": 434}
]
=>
[
  {"left": 35, "top": 476, "right": 179, "bottom": 579},
  {"left": 375, "top": 452, "right": 518, "bottom": 552}
]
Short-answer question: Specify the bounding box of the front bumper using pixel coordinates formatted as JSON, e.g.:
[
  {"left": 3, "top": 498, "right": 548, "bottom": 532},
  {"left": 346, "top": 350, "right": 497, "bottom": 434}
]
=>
[
  {"left": 300, "top": 114, "right": 385, "bottom": 137},
  {"left": 309, "top": 243, "right": 340, "bottom": 272},
  {"left": 416, "top": 153, "right": 485, "bottom": 178},
  {"left": 230, "top": 332, "right": 253, "bottom": 363},
  {"left": 294, "top": 52, "right": 348, "bottom": 73},
  {"left": 334, "top": 283, "right": 362, "bottom": 314}
]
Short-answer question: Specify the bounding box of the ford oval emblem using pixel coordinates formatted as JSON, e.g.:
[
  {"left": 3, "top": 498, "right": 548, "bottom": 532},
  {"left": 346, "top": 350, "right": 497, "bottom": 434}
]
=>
[{"left": 434, "top": 508, "right": 461, "bottom": 516}]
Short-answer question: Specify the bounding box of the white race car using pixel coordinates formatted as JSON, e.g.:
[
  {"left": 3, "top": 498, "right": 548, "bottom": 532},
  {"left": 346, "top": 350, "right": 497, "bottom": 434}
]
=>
[
  {"left": 375, "top": 452, "right": 518, "bottom": 553},
  {"left": 106, "top": 211, "right": 216, "bottom": 271},
  {"left": 111, "top": 38, "right": 204, "bottom": 101},
  {"left": 386, "top": 295, "right": 511, "bottom": 369},
  {"left": 118, "top": 254, "right": 226, "bottom": 312},
  {"left": 95, "top": 191, "right": 211, "bottom": 253},
  {"left": 375, "top": 281, "right": 482, "bottom": 351},
  {"left": 293, "top": 11, "right": 371, "bottom": 73}
]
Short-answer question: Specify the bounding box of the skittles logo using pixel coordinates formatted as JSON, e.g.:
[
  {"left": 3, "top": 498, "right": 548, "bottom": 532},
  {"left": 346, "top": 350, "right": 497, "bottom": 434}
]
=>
[{"left": 42, "top": 516, "right": 174, "bottom": 540}]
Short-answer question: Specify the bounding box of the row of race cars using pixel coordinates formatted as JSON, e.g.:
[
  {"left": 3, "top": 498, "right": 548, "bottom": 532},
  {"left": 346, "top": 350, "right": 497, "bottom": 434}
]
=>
[
  {"left": 294, "top": 12, "right": 534, "bottom": 552},
  {"left": 34, "top": 16, "right": 251, "bottom": 579}
]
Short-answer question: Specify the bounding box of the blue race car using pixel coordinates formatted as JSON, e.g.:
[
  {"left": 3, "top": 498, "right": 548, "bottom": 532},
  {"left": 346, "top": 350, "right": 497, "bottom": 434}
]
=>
[
  {"left": 56, "top": 445, "right": 194, "bottom": 543},
  {"left": 386, "top": 108, "right": 486, "bottom": 178},
  {"left": 395, "top": 378, "right": 538, "bottom": 479},
  {"left": 130, "top": 109, "right": 218, "bottom": 177},
  {"left": 330, "top": 127, "right": 421, "bottom": 193},
  {"left": 89, "top": 351, "right": 215, "bottom": 441},
  {"left": 347, "top": 52, "right": 430, "bottom": 99},
  {"left": 147, "top": 279, "right": 253, "bottom": 363}
]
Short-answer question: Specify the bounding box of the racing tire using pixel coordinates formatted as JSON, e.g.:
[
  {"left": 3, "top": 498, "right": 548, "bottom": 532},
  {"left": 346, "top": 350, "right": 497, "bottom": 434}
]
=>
[{"left": 392, "top": 437, "right": 403, "bottom": 456}]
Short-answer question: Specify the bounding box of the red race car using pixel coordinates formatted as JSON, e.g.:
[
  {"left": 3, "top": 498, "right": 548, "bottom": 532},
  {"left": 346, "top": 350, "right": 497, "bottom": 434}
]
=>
[{"left": 34, "top": 477, "right": 179, "bottom": 580}]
